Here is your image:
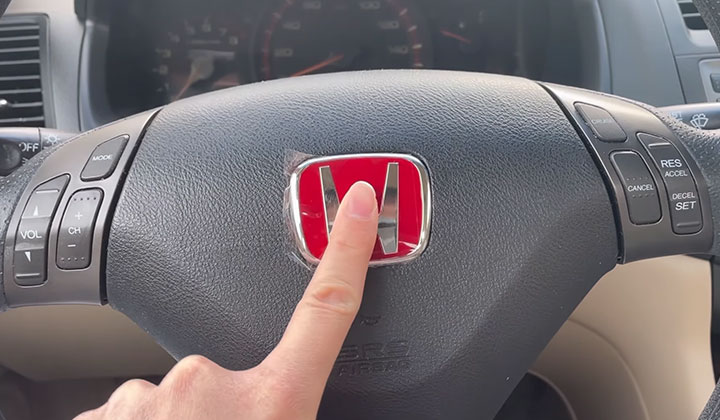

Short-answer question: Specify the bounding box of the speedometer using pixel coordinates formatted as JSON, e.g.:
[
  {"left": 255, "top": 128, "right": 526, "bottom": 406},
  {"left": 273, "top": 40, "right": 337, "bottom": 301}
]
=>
[
  {"left": 152, "top": 16, "right": 249, "bottom": 103},
  {"left": 256, "top": 0, "right": 432, "bottom": 80}
]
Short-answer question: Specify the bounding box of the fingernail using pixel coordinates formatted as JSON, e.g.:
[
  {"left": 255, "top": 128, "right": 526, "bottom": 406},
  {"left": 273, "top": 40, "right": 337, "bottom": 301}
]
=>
[{"left": 346, "top": 181, "right": 377, "bottom": 219}]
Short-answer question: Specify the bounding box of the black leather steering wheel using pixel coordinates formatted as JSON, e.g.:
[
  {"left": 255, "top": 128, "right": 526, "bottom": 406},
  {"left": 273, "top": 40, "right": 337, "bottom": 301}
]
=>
[{"left": 4, "top": 2, "right": 720, "bottom": 419}]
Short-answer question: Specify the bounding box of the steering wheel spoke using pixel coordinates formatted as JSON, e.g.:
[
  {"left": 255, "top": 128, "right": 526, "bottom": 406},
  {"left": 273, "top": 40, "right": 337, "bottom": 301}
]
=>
[
  {"left": 545, "top": 84, "right": 714, "bottom": 262},
  {"left": 0, "top": 110, "right": 157, "bottom": 307}
]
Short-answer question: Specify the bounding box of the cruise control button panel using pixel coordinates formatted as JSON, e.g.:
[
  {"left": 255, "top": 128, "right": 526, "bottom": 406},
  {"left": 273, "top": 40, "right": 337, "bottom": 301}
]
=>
[
  {"left": 546, "top": 84, "right": 713, "bottom": 263},
  {"left": 57, "top": 189, "right": 104, "bottom": 270},
  {"left": 81, "top": 135, "right": 128, "bottom": 181},
  {"left": 610, "top": 152, "right": 661, "bottom": 225},
  {"left": 637, "top": 133, "right": 702, "bottom": 234},
  {"left": 12, "top": 175, "right": 69, "bottom": 286}
]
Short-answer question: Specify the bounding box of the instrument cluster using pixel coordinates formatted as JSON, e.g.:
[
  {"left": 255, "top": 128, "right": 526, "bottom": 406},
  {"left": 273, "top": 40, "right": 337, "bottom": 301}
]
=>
[{"left": 104, "top": 0, "right": 583, "bottom": 115}]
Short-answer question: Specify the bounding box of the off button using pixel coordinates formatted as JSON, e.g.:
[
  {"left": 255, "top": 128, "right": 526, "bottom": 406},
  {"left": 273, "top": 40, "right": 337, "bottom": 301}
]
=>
[
  {"left": 81, "top": 135, "right": 128, "bottom": 181},
  {"left": 611, "top": 151, "right": 661, "bottom": 225}
]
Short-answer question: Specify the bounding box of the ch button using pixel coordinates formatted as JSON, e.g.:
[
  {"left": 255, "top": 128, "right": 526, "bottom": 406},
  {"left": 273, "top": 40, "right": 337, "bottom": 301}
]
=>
[{"left": 56, "top": 189, "right": 103, "bottom": 270}]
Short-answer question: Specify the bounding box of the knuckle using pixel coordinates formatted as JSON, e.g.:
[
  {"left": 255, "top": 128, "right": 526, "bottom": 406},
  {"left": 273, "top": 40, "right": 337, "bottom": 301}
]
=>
[
  {"left": 163, "top": 355, "right": 216, "bottom": 391},
  {"left": 330, "top": 235, "right": 365, "bottom": 254},
  {"left": 108, "top": 379, "right": 154, "bottom": 405},
  {"left": 74, "top": 407, "right": 104, "bottom": 420},
  {"left": 176, "top": 354, "right": 215, "bottom": 375},
  {"left": 116, "top": 378, "right": 154, "bottom": 394},
  {"left": 304, "top": 278, "right": 360, "bottom": 316}
]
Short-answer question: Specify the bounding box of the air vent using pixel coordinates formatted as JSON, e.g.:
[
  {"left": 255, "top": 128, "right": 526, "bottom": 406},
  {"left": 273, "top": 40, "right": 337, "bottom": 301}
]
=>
[
  {"left": 678, "top": 0, "right": 708, "bottom": 30},
  {"left": 0, "top": 16, "right": 48, "bottom": 128}
]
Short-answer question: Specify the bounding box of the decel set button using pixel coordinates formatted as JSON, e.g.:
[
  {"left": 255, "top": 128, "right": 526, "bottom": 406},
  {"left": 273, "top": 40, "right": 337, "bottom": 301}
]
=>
[
  {"left": 637, "top": 133, "right": 702, "bottom": 234},
  {"left": 610, "top": 151, "right": 661, "bottom": 225}
]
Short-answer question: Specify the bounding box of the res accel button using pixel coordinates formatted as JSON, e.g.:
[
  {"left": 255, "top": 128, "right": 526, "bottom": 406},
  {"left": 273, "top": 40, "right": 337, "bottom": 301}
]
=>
[
  {"left": 575, "top": 103, "right": 627, "bottom": 142},
  {"left": 57, "top": 189, "right": 103, "bottom": 270},
  {"left": 611, "top": 151, "right": 661, "bottom": 225},
  {"left": 637, "top": 133, "right": 702, "bottom": 234},
  {"left": 80, "top": 135, "right": 128, "bottom": 181}
]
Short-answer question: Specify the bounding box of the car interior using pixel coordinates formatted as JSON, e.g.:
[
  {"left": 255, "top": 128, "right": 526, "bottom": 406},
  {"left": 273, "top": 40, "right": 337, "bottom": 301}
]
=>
[{"left": 4, "top": 0, "right": 720, "bottom": 419}]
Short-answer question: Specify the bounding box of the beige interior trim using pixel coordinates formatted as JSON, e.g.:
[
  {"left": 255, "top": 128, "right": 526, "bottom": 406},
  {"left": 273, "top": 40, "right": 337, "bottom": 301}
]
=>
[
  {"left": 0, "top": 255, "right": 715, "bottom": 420},
  {"left": 532, "top": 255, "right": 715, "bottom": 420},
  {"left": 0, "top": 305, "right": 174, "bottom": 381}
]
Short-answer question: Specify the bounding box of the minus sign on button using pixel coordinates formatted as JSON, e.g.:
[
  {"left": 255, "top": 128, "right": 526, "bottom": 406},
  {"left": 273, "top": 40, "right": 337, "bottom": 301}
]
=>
[
  {"left": 676, "top": 221, "right": 702, "bottom": 228},
  {"left": 67, "top": 244, "right": 77, "bottom": 248},
  {"left": 15, "top": 273, "right": 41, "bottom": 278}
]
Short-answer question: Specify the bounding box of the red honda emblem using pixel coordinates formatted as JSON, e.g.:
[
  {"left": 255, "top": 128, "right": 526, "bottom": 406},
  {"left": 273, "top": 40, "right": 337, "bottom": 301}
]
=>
[{"left": 290, "top": 154, "right": 431, "bottom": 265}]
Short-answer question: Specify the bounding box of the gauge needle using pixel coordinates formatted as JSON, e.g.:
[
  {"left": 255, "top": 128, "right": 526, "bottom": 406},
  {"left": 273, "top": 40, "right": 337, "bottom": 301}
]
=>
[
  {"left": 173, "top": 55, "right": 214, "bottom": 101},
  {"left": 440, "top": 30, "right": 472, "bottom": 45},
  {"left": 291, "top": 54, "right": 345, "bottom": 78}
]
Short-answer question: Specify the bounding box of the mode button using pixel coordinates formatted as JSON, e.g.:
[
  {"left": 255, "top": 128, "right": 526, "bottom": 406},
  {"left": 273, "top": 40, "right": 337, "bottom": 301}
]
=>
[{"left": 81, "top": 135, "right": 128, "bottom": 181}]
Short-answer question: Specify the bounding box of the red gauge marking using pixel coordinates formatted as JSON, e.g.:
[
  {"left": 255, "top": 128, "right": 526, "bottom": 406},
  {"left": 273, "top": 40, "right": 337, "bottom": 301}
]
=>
[
  {"left": 291, "top": 54, "right": 345, "bottom": 77},
  {"left": 440, "top": 29, "right": 472, "bottom": 45},
  {"left": 259, "top": 0, "right": 426, "bottom": 80}
]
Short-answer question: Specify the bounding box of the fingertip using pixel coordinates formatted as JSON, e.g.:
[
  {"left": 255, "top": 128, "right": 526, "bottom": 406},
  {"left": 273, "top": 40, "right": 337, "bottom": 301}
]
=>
[{"left": 344, "top": 181, "right": 378, "bottom": 220}]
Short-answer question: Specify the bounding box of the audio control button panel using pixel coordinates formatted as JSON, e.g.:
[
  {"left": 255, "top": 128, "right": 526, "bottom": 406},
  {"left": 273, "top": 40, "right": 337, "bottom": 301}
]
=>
[{"left": 3, "top": 110, "right": 159, "bottom": 307}]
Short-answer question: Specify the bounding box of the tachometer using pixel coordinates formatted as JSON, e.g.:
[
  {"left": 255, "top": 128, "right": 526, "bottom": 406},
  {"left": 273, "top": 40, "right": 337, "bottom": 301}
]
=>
[{"left": 256, "top": 0, "right": 431, "bottom": 80}]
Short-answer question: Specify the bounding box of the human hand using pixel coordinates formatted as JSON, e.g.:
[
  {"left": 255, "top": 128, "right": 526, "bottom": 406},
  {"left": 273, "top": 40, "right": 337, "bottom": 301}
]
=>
[{"left": 76, "top": 181, "right": 379, "bottom": 420}]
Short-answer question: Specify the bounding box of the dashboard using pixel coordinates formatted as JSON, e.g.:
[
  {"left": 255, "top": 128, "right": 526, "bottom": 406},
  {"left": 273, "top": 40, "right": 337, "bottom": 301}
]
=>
[
  {"left": 101, "top": 0, "right": 586, "bottom": 117},
  {"left": 0, "top": 0, "right": 719, "bottom": 419}
]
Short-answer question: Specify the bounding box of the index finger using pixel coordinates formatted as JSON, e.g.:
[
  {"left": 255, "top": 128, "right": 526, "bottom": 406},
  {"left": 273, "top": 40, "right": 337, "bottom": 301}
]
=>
[{"left": 262, "top": 181, "right": 378, "bottom": 400}]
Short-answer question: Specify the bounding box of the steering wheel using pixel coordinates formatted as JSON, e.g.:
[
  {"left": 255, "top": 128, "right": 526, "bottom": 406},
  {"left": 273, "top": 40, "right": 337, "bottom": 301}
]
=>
[{"left": 4, "top": 2, "right": 720, "bottom": 419}]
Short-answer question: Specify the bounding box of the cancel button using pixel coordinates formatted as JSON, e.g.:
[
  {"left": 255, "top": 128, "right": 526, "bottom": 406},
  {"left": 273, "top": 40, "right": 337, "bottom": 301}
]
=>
[{"left": 610, "top": 151, "right": 661, "bottom": 225}]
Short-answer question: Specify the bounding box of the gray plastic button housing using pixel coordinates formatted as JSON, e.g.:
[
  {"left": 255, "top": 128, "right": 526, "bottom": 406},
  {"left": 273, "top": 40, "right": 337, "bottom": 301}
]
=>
[{"left": 3, "top": 110, "right": 158, "bottom": 307}]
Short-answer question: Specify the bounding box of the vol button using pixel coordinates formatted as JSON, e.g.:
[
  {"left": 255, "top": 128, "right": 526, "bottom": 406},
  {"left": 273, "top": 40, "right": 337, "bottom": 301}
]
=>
[
  {"left": 15, "top": 217, "right": 51, "bottom": 251},
  {"left": 14, "top": 249, "right": 46, "bottom": 286}
]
